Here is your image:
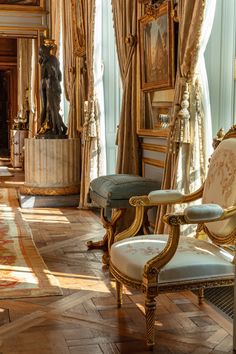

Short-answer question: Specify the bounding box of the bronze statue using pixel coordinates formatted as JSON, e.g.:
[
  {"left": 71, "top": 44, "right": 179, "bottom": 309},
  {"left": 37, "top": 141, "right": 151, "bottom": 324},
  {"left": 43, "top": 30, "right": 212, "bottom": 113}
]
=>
[{"left": 37, "top": 42, "right": 67, "bottom": 138}]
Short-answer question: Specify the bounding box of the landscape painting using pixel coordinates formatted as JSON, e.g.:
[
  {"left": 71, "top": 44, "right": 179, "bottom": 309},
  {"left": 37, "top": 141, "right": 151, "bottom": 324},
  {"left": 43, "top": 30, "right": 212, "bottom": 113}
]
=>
[{"left": 139, "top": 1, "right": 174, "bottom": 90}]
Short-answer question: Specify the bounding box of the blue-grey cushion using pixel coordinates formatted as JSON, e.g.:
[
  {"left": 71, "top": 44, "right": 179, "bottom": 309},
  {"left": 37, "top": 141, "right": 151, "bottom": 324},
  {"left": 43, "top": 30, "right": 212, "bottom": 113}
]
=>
[{"left": 90, "top": 174, "right": 161, "bottom": 208}]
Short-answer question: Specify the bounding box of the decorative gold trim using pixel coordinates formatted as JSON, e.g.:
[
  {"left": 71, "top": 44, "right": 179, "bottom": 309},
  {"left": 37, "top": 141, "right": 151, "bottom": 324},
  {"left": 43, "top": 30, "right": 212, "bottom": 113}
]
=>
[
  {"left": 0, "top": 26, "right": 47, "bottom": 37},
  {"left": 182, "top": 184, "right": 204, "bottom": 203},
  {"left": 142, "top": 157, "right": 165, "bottom": 170},
  {"left": 223, "top": 124, "right": 236, "bottom": 140},
  {"left": 143, "top": 0, "right": 169, "bottom": 18},
  {"left": 138, "top": 128, "right": 169, "bottom": 138},
  {"left": 202, "top": 224, "right": 236, "bottom": 246},
  {"left": 212, "top": 128, "right": 225, "bottom": 150},
  {"left": 141, "top": 143, "right": 167, "bottom": 153},
  {"left": 19, "top": 185, "right": 80, "bottom": 196}
]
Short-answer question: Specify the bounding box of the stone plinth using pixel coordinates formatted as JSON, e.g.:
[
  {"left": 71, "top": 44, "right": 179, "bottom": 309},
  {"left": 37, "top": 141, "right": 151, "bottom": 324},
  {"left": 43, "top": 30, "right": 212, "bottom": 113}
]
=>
[{"left": 21, "top": 138, "right": 80, "bottom": 195}]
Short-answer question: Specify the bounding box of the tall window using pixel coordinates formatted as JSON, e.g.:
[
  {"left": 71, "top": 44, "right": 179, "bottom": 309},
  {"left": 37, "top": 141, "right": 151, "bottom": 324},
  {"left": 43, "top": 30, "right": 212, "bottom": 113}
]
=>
[
  {"left": 94, "top": 0, "right": 121, "bottom": 174},
  {"left": 205, "top": 0, "right": 236, "bottom": 134}
]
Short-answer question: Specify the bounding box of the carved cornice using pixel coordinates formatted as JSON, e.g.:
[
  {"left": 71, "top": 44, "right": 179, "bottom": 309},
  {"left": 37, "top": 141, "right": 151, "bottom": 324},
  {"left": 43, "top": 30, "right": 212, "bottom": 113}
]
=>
[{"left": 145, "top": 0, "right": 166, "bottom": 17}]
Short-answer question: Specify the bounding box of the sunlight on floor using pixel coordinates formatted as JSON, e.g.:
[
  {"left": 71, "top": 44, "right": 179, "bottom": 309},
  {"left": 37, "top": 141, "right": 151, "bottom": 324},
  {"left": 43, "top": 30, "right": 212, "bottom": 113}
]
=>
[
  {"left": 21, "top": 209, "right": 70, "bottom": 223},
  {"left": 3, "top": 181, "right": 24, "bottom": 185},
  {"left": 21, "top": 215, "right": 70, "bottom": 224},
  {"left": 51, "top": 271, "right": 101, "bottom": 281}
]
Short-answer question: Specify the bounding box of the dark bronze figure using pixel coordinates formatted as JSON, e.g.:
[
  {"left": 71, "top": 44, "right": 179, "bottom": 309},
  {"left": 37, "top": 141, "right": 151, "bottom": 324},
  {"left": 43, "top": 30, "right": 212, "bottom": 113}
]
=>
[{"left": 37, "top": 42, "right": 67, "bottom": 138}]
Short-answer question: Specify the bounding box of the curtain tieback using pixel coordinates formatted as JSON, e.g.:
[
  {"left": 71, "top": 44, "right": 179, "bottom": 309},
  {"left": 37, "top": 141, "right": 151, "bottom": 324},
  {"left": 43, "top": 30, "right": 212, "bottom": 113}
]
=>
[
  {"left": 123, "top": 34, "right": 137, "bottom": 81},
  {"left": 125, "top": 34, "right": 137, "bottom": 47},
  {"left": 82, "top": 99, "right": 97, "bottom": 140},
  {"left": 174, "top": 81, "right": 191, "bottom": 144},
  {"left": 69, "top": 67, "right": 76, "bottom": 74}
]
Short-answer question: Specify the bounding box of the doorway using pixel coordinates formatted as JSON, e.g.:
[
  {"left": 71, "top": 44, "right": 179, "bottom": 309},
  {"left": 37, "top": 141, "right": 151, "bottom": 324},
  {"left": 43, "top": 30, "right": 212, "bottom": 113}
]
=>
[
  {"left": 0, "top": 37, "right": 17, "bottom": 159},
  {"left": 0, "top": 70, "right": 10, "bottom": 156}
]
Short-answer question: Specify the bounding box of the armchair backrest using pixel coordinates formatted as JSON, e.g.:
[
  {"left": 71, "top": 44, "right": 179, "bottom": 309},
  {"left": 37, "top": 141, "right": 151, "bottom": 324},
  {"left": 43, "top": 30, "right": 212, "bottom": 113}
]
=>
[{"left": 202, "top": 127, "right": 236, "bottom": 241}]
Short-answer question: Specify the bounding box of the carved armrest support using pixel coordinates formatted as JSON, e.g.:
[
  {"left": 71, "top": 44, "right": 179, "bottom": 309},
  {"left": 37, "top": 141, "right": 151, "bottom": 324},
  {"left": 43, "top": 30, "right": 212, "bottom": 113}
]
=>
[
  {"left": 115, "top": 185, "right": 204, "bottom": 245},
  {"left": 143, "top": 224, "right": 181, "bottom": 283},
  {"left": 114, "top": 205, "right": 145, "bottom": 243}
]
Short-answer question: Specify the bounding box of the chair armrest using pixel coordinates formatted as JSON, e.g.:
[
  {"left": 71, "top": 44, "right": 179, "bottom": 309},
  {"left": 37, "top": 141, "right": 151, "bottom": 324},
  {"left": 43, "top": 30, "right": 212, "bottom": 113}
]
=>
[
  {"left": 164, "top": 203, "right": 236, "bottom": 226},
  {"left": 148, "top": 190, "right": 185, "bottom": 203},
  {"left": 184, "top": 204, "right": 224, "bottom": 223},
  {"left": 130, "top": 185, "right": 204, "bottom": 207}
]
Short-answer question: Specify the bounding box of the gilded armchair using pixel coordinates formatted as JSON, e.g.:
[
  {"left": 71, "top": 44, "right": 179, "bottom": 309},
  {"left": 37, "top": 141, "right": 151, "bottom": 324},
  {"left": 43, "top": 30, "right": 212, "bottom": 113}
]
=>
[{"left": 109, "top": 126, "right": 236, "bottom": 350}]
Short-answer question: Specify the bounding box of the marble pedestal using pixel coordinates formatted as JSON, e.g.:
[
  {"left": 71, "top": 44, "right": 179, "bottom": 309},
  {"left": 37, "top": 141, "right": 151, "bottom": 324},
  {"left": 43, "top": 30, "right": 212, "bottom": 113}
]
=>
[{"left": 19, "top": 138, "right": 80, "bottom": 205}]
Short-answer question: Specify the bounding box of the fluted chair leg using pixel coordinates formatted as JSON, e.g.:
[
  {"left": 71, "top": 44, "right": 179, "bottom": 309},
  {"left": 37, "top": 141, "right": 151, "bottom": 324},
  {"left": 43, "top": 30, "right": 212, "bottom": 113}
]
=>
[
  {"left": 116, "top": 280, "right": 123, "bottom": 308},
  {"left": 198, "top": 287, "right": 204, "bottom": 305},
  {"left": 145, "top": 296, "right": 156, "bottom": 350}
]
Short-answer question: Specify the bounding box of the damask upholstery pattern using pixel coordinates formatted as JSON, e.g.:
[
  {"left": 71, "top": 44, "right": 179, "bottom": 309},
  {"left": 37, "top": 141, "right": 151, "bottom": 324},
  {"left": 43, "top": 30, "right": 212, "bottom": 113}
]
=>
[
  {"left": 111, "top": 235, "right": 234, "bottom": 283},
  {"left": 202, "top": 138, "right": 236, "bottom": 236}
]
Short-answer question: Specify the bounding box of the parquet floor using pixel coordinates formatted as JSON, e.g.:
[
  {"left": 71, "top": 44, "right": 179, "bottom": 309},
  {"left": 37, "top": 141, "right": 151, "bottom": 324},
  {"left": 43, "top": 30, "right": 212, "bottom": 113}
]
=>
[{"left": 0, "top": 169, "right": 234, "bottom": 354}]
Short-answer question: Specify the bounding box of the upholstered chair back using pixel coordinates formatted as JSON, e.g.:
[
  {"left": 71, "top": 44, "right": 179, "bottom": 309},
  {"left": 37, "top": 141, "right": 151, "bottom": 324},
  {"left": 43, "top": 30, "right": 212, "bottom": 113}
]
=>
[{"left": 202, "top": 137, "right": 236, "bottom": 238}]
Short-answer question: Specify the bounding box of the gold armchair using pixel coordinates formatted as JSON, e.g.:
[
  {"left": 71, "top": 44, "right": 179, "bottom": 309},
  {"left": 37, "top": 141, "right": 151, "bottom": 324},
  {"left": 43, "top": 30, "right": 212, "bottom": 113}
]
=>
[{"left": 109, "top": 126, "right": 236, "bottom": 350}]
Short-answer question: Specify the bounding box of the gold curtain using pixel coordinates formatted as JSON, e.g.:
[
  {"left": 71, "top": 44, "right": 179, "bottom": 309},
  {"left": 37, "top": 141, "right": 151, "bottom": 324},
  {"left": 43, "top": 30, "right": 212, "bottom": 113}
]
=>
[
  {"left": 111, "top": 0, "right": 139, "bottom": 175},
  {"left": 50, "top": 0, "right": 61, "bottom": 59},
  {"left": 71, "top": 0, "right": 87, "bottom": 134},
  {"left": 79, "top": 0, "right": 98, "bottom": 208},
  {"left": 61, "top": 0, "right": 78, "bottom": 138},
  {"left": 17, "top": 39, "right": 37, "bottom": 138},
  {"left": 155, "top": 0, "right": 206, "bottom": 233}
]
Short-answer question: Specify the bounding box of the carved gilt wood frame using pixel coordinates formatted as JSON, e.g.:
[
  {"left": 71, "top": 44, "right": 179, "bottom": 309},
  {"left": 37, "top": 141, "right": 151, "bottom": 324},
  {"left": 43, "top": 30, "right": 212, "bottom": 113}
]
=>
[
  {"left": 139, "top": 1, "right": 174, "bottom": 91},
  {"left": 0, "top": 0, "right": 45, "bottom": 11}
]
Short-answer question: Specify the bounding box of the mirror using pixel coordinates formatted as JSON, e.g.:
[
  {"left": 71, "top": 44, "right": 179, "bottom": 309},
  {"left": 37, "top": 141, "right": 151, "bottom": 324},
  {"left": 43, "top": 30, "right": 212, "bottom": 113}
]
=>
[{"left": 140, "top": 90, "right": 173, "bottom": 132}]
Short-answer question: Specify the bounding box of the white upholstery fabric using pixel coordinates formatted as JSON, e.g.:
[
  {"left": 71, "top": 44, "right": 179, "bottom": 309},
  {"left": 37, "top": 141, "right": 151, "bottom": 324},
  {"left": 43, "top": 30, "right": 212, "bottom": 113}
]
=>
[
  {"left": 111, "top": 235, "right": 234, "bottom": 283},
  {"left": 184, "top": 204, "right": 224, "bottom": 223},
  {"left": 148, "top": 190, "right": 184, "bottom": 203},
  {"left": 202, "top": 138, "right": 236, "bottom": 237}
]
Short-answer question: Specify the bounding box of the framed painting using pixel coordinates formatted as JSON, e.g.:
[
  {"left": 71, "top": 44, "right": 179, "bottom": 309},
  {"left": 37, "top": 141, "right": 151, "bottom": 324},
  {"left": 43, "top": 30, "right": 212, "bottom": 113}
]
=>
[
  {"left": 0, "top": 0, "right": 45, "bottom": 10},
  {"left": 139, "top": 1, "right": 174, "bottom": 91}
]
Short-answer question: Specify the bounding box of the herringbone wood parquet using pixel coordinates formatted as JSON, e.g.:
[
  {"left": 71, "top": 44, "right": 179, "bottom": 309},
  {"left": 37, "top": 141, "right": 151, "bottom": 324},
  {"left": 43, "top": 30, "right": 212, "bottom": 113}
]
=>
[{"left": 0, "top": 172, "right": 233, "bottom": 353}]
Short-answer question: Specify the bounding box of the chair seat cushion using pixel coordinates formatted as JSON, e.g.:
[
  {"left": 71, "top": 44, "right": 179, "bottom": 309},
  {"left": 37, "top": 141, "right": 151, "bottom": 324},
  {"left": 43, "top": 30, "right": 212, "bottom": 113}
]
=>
[
  {"left": 90, "top": 174, "right": 161, "bottom": 208},
  {"left": 110, "top": 235, "right": 234, "bottom": 284}
]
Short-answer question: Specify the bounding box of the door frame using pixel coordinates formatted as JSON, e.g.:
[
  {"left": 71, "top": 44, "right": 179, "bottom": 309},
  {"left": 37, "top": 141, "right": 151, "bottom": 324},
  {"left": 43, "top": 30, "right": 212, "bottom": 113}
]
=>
[{"left": 0, "top": 65, "right": 17, "bottom": 152}]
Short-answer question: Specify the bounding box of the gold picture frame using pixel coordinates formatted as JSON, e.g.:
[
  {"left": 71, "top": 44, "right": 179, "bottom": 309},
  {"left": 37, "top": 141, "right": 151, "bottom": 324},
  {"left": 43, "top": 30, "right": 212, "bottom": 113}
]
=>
[
  {"left": 139, "top": 1, "right": 174, "bottom": 91},
  {"left": 0, "top": 0, "right": 45, "bottom": 11}
]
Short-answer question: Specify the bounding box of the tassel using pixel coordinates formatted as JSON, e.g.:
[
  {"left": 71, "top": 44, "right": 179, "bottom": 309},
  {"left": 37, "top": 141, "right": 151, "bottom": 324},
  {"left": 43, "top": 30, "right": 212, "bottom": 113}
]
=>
[
  {"left": 88, "top": 99, "right": 97, "bottom": 138},
  {"left": 175, "top": 82, "right": 191, "bottom": 143},
  {"left": 82, "top": 99, "right": 97, "bottom": 140}
]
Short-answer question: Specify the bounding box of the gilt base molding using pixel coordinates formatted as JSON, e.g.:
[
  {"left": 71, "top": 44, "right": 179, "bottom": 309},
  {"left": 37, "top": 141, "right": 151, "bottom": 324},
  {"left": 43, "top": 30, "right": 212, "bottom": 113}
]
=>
[{"left": 20, "top": 185, "right": 80, "bottom": 196}]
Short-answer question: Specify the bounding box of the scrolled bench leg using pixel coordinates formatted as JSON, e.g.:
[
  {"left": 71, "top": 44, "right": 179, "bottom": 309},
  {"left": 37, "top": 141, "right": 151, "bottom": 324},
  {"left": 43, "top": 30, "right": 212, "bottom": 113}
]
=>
[{"left": 87, "top": 208, "right": 125, "bottom": 256}]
